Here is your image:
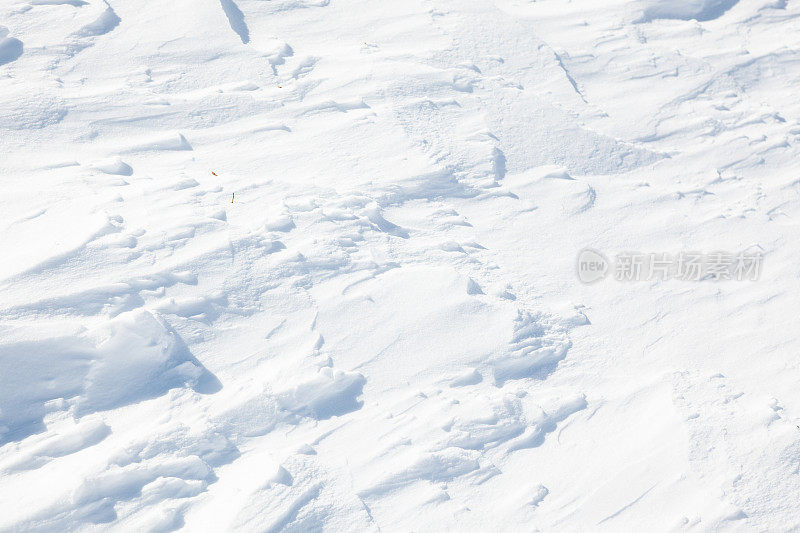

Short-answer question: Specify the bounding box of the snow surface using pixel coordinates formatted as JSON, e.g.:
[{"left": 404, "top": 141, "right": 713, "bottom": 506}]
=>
[{"left": 1, "top": 0, "right": 800, "bottom": 530}]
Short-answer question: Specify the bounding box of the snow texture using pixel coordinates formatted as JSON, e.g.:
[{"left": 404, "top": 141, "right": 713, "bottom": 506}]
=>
[{"left": 1, "top": 0, "right": 800, "bottom": 530}]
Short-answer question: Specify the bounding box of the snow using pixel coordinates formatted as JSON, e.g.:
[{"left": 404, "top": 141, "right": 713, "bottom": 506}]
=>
[
  {"left": 639, "top": 0, "right": 741, "bottom": 21},
  {"left": 0, "top": 29, "right": 23, "bottom": 67},
  {"left": 1, "top": 0, "right": 800, "bottom": 530}
]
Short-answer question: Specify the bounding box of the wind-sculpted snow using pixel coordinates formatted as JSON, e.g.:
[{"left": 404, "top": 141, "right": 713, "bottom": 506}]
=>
[
  {"left": 2, "top": 0, "right": 800, "bottom": 529},
  {"left": 276, "top": 368, "right": 366, "bottom": 420},
  {"left": 639, "top": 0, "right": 741, "bottom": 21},
  {"left": 219, "top": 0, "right": 250, "bottom": 44},
  {"left": 0, "top": 27, "right": 23, "bottom": 66},
  {"left": 0, "top": 310, "right": 218, "bottom": 445},
  {"left": 74, "top": 2, "right": 120, "bottom": 38}
]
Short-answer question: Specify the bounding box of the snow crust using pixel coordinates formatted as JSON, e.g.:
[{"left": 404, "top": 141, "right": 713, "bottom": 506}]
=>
[{"left": 1, "top": 0, "right": 800, "bottom": 530}]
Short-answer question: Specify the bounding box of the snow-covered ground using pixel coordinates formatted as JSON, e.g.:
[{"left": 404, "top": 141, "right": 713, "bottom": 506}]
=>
[{"left": 2, "top": 0, "right": 800, "bottom": 530}]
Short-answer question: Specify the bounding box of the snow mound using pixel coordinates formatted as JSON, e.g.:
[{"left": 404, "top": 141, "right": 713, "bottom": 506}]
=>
[
  {"left": 0, "top": 310, "right": 219, "bottom": 445},
  {"left": 489, "top": 310, "right": 572, "bottom": 385},
  {"left": 74, "top": 4, "right": 120, "bottom": 38},
  {"left": 638, "top": 0, "right": 740, "bottom": 21},
  {"left": 0, "top": 27, "right": 23, "bottom": 66},
  {"left": 91, "top": 158, "right": 133, "bottom": 176},
  {"left": 276, "top": 368, "right": 366, "bottom": 421}
]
